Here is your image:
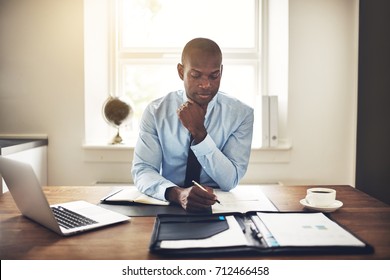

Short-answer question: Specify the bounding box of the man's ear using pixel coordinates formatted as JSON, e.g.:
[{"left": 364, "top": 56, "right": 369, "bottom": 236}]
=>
[{"left": 177, "top": 63, "right": 184, "bottom": 80}]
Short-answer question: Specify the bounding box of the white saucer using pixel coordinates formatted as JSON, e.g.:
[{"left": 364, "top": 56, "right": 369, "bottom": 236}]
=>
[{"left": 300, "top": 199, "right": 343, "bottom": 213}]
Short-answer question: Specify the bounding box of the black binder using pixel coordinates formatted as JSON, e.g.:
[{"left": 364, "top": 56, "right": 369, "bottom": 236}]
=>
[{"left": 149, "top": 211, "right": 373, "bottom": 256}]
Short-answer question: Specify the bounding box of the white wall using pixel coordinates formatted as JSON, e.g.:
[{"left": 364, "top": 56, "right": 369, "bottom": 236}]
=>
[
  {"left": 246, "top": 0, "right": 360, "bottom": 186},
  {"left": 0, "top": 0, "right": 359, "bottom": 187}
]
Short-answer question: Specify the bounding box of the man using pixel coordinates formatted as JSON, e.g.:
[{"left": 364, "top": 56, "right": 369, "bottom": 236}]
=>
[{"left": 132, "top": 38, "right": 254, "bottom": 212}]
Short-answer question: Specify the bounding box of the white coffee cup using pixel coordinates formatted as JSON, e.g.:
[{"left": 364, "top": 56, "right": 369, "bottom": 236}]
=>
[{"left": 305, "top": 187, "right": 336, "bottom": 207}]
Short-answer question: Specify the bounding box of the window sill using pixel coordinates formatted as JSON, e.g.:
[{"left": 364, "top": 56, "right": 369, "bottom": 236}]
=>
[
  {"left": 82, "top": 139, "right": 292, "bottom": 163},
  {"left": 82, "top": 142, "right": 135, "bottom": 163},
  {"left": 250, "top": 140, "right": 292, "bottom": 163}
]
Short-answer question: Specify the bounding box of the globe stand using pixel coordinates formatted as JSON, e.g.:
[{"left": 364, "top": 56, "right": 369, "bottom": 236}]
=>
[{"left": 111, "top": 129, "right": 123, "bottom": 145}]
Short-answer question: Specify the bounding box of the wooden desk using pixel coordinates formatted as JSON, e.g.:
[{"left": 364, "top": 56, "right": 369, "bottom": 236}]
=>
[{"left": 1, "top": 185, "right": 389, "bottom": 260}]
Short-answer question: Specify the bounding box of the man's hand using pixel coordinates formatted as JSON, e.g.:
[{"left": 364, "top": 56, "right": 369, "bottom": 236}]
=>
[
  {"left": 165, "top": 185, "right": 217, "bottom": 212},
  {"left": 177, "top": 100, "right": 207, "bottom": 143}
]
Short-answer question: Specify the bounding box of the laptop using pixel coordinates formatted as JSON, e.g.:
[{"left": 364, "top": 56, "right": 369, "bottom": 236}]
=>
[{"left": 0, "top": 157, "right": 130, "bottom": 236}]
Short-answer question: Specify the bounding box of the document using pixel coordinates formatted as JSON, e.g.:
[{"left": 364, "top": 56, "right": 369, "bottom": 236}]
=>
[
  {"left": 257, "top": 212, "right": 366, "bottom": 247},
  {"left": 212, "top": 185, "right": 278, "bottom": 213},
  {"left": 101, "top": 188, "right": 169, "bottom": 206}
]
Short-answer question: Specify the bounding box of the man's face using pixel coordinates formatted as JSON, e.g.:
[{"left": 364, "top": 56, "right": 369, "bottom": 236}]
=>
[{"left": 178, "top": 49, "right": 223, "bottom": 108}]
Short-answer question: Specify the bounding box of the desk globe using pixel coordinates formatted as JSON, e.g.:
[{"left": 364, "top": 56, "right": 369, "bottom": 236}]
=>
[{"left": 102, "top": 96, "right": 132, "bottom": 144}]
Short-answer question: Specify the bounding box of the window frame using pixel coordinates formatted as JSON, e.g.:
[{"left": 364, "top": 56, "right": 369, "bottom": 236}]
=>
[
  {"left": 109, "top": 0, "right": 263, "bottom": 146},
  {"left": 83, "top": 0, "right": 290, "bottom": 152}
]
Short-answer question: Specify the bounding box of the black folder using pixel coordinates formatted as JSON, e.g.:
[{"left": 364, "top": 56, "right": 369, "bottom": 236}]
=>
[{"left": 149, "top": 211, "right": 373, "bottom": 256}]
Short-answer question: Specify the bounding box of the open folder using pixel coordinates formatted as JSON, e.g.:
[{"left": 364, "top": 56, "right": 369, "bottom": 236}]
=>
[
  {"left": 149, "top": 211, "right": 373, "bottom": 256},
  {"left": 101, "top": 188, "right": 169, "bottom": 206},
  {"left": 99, "top": 185, "right": 278, "bottom": 216}
]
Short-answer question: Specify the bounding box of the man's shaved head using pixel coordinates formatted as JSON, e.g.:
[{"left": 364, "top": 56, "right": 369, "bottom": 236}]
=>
[{"left": 181, "top": 38, "right": 222, "bottom": 65}]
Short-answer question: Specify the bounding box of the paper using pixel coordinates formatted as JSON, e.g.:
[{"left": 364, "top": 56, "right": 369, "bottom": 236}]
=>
[
  {"left": 160, "top": 216, "right": 248, "bottom": 249},
  {"left": 101, "top": 188, "right": 169, "bottom": 206},
  {"left": 212, "top": 185, "right": 278, "bottom": 213},
  {"left": 257, "top": 212, "right": 365, "bottom": 247}
]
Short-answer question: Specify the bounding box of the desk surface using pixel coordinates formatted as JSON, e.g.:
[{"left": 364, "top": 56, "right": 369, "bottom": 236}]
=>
[{"left": 1, "top": 185, "right": 389, "bottom": 260}]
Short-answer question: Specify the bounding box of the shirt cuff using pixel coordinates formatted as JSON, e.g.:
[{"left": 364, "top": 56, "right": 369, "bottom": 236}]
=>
[
  {"left": 191, "top": 134, "right": 216, "bottom": 157},
  {"left": 154, "top": 181, "right": 176, "bottom": 201}
]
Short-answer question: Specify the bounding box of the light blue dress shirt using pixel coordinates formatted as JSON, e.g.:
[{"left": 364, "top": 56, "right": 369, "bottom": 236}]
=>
[{"left": 131, "top": 90, "right": 254, "bottom": 201}]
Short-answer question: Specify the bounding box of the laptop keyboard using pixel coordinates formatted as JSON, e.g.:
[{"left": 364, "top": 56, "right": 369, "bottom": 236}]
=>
[{"left": 51, "top": 206, "right": 98, "bottom": 229}]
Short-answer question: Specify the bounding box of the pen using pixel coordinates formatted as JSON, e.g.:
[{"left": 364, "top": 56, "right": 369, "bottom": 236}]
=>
[
  {"left": 250, "top": 222, "right": 263, "bottom": 240},
  {"left": 192, "top": 180, "right": 221, "bottom": 204},
  {"left": 100, "top": 189, "right": 123, "bottom": 201}
]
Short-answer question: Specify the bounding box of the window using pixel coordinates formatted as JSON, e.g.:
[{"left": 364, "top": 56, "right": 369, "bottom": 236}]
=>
[{"left": 84, "top": 0, "right": 288, "bottom": 149}]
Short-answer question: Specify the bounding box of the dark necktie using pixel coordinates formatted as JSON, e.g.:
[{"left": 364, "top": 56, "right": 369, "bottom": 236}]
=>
[{"left": 184, "top": 135, "right": 202, "bottom": 187}]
